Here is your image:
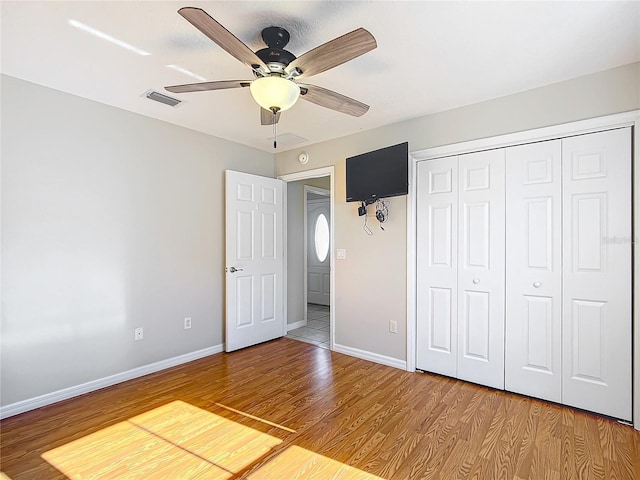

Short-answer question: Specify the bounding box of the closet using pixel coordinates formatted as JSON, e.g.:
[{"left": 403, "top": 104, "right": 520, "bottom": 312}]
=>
[
  {"left": 416, "top": 127, "right": 632, "bottom": 421},
  {"left": 416, "top": 149, "right": 506, "bottom": 390}
]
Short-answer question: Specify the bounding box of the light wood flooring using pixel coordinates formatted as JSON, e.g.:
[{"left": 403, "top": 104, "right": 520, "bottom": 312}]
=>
[{"left": 1, "top": 338, "right": 639, "bottom": 479}]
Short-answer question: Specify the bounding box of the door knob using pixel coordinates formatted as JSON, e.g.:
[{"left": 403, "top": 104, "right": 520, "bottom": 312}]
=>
[
  {"left": 533, "top": 282, "right": 541, "bottom": 288},
  {"left": 472, "top": 278, "right": 480, "bottom": 284},
  {"left": 228, "top": 266, "right": 243, "bottom": 273}
]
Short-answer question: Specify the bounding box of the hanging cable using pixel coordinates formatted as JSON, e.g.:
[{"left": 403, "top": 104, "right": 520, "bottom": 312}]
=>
[{"left": 363, "top": 206, "right": 373, "bottom": 236}]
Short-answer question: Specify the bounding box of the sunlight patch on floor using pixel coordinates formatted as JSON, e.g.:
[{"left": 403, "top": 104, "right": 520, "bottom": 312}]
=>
[
  {"left": 247, "top": 445, "right": 385, "bottom": 479},
  {"left": 42, "top": 400, "right": 384, "bottom": 479},
  {"left": 42, "top": 401, "right": 281, "bottom": 479}
]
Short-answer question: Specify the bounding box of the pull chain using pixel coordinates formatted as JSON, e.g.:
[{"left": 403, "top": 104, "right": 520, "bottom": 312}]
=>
[
  {"left": 273, "top": 112, "right": 277, "bottom": 149},
  {"left": 271, "top": 107, "right": 280, "bottom": 149}
]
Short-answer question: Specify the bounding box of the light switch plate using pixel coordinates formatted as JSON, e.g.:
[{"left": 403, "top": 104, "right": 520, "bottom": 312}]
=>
[{"left": 336, "top": 248, "right": 346, "bottom": 259}]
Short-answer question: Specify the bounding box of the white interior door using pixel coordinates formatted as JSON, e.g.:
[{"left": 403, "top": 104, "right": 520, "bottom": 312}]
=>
[
  {"left": 416, "top": 157, "right": 459, "bottom": 377},
  {"left": 562, "top": 128, "right": 632, "bottom": 420},
  {"left": 505, "top": 140, "right": 562, "bottom": 402},
  {"left": 225, "top": 170, "right": 284, "bottom": 352},
  {"left": 307, "top": 196, "right": 330, "bottom": 305},
  {"left": 456, "top": 149, "right": 505, "bottom": 390}
]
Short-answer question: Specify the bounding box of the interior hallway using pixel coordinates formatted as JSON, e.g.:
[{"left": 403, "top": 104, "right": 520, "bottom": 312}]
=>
[{"left": 286, "top": 303, "right": 330, "bottom": 349}]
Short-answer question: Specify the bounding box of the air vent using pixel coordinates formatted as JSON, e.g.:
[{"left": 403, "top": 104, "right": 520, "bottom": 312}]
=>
[
  {"left": 268, "top": 133, "right": 308, "bottom": 146},
  {"left": 143, "top": 90, "right": 182, "bottom": 107}
]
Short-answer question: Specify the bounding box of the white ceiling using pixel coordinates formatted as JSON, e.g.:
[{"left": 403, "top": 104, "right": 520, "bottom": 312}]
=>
[{"left": 2, "top": 1, "right": 639, "bottom": 153}]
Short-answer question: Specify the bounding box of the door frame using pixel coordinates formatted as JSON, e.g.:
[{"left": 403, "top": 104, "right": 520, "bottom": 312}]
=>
[
  {"left": 407, "top": 110, "right": 640, "bottom": 428},
  {"left": 304, "top": 186, "right": 331, "bottom": 310},
  {"left": 279, "top": 167, "right": 335, "bottom": 350}
]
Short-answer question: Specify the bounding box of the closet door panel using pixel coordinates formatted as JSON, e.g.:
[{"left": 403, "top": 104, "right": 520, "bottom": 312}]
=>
[
  {"left": 416, "top": 158, "right": 458, "bottom": 376},
  {"left": 505, "top": 140, "right": 562, "bottom": 402},
  {"left": 562, "top": 128, "right": 632, "bottom": 421},
  {"left": 457, "top": 149, "right": 505, "bottom": 389}
]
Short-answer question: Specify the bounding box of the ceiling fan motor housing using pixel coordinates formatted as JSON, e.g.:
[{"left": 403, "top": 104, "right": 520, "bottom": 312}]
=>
[
  {"left": 256, "top": 26, "right": 296, "bottom": 69},
  {"left": 255, "top": 47, "right": 296, "bottom": 68}
]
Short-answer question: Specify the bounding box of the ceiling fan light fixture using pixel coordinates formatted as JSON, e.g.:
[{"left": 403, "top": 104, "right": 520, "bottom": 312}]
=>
[{"left": 250, "top": 76, "right": 300, "bottom": 113}]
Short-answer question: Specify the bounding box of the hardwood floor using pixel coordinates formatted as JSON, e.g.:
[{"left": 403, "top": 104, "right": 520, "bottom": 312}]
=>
[{"left": 1, "top": 338, "right": 639, "bottom": 479}]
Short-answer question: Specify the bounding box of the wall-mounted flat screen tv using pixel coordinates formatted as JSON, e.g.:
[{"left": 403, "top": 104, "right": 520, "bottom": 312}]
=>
[{"left": 345, "top": 142, "right": 409, "bottom": 202}]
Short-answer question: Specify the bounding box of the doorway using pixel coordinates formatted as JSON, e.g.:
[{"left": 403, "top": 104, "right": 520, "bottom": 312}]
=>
[{"left": 279, "top": 167, "right": 334, "bottom": 350}]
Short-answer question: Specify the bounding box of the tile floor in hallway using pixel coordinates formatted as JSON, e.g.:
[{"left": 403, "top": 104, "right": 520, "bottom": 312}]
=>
[{"left": 286, "top": 303, "right": 330, "bottom": 349}]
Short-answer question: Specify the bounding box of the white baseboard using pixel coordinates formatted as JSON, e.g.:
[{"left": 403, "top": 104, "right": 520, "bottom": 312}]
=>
[
  {"left": 287, "top": 320, "right": 307, "bottom": 331},
  {"left": 333, "top": 343, "right": 407, "bottom": 371},
  {"left": 0, "top": 344, "right": 224, "bottom": 420}
]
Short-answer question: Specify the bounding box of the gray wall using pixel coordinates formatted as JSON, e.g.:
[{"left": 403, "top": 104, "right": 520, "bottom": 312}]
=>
[
  {"left": 275, "top": 62, "right": 640, "bottom": 363},
  {"left": 1, "top": 75, "right": 274, "bottom": 406},
  {"left": 286, "top": 177, "right": 331, "bottom": 326}
]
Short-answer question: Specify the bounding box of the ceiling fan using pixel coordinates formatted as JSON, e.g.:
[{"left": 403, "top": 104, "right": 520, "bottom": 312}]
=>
[{"left": 165, "top": 7, "right": 377, "bottom": 135}]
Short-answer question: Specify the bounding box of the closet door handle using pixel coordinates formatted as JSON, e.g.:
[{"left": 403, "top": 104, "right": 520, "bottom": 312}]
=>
[
  {"left": 533, "top": 282, "right": 541, "bottom": 288},
  {"left": 472, "top": 278, "right": 480, "bottom": 284}
]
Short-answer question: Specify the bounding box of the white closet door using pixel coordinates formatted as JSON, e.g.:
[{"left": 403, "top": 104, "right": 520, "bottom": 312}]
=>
[
  {"left": 505, "top": 140, "right": 562, "bottom": 402},
  {"left": 562, "top": 128, "right": 632, "bottom": 421},
  {"left": 416, "top": 157, "right": 459, "bottom": 377},
  {"left": 457, "top": 149, "right": 505, "bottom": 389}
]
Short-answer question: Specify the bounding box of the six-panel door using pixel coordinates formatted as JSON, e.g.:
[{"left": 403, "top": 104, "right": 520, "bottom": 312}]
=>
[
  {"left": 456, "top": 149, "right": 505, "bottom": 390},
  {"left": 225, "top": 170, "right": 284, "bottom": 352},
  {"left": 505, "top": 140, "right": 563, "bottom": 402},
  {"left": 562, "top": 128, "right": 632, "bottom": 420},
  {"left": 416, "top": 157, "right": 459, "bottom": 377}
]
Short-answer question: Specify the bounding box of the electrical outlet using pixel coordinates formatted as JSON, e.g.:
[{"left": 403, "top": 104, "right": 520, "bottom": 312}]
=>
[
  {"left": 184, "top": 317, "right": 192, "bottom": 330},
  {"left": 134, "top": 327, "right": 143, "bottom": 341},
  {"left": 389, "top": 320, "right": 398, "bottom": 334}
]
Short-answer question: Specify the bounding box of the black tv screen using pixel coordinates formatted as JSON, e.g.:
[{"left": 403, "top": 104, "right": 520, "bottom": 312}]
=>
[{"left": 345, "top": 142, "right": 408, "bottom": 202}]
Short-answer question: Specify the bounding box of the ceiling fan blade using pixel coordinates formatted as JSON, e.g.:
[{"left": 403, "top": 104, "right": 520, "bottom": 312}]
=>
[
  {"left": 165, "top": 80, "right": 250, "bottom": 94},
  {"left": 261, "top": 108, "right": 281, "bottom": 125},
  {"left": 178, "top": 7, "right": 268, "bottom": 73},
  {"left": 288, "top": 28, "right": 376, "bottom": 79},
  {"left": 298, "top": 84, "right": 369, "bottom": 117}
]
